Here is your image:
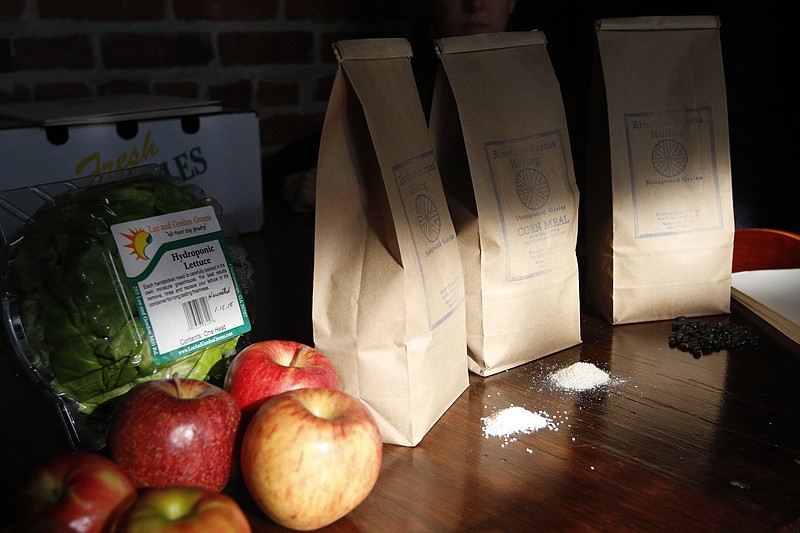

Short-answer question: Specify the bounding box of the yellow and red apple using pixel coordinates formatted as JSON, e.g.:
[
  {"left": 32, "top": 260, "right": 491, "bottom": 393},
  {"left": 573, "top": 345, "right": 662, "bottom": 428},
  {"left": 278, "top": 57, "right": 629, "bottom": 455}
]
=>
[
  {"left": 240, "top": 387, "right": 382, "bottom": 531},
  {"left": 106, "top": 486, "right": 251, "bottom": 532}
]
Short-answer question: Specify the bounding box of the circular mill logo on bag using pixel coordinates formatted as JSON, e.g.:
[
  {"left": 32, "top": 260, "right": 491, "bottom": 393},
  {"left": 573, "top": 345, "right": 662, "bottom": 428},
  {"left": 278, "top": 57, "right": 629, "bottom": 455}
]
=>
[
  {"left": 515, "top": 167, "right": 551, "bottom": 210},
  {"left": 651, "top": 138, "right": 688, "bottom": 177},
  {"left": 415, "top": 194, "right": 442, "bottom": 243}
]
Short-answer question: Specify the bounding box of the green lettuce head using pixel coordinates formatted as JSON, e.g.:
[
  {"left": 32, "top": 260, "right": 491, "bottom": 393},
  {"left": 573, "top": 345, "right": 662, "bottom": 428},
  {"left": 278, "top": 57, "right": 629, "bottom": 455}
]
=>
[{"left": 11, "top": 176, "right": 240, "bottom": 421}]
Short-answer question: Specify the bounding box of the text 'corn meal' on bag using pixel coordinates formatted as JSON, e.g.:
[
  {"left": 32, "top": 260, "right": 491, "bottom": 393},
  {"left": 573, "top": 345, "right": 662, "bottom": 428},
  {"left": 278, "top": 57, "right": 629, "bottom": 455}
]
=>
[
  {"left": 312, "top": 38, "right": 468, "bottom": 446},
  {"left": 430, "top": 32, "right": 582, "bottom": 376},
  {"left": 586, "top": 16, "right": 734, "bottom": 324}
]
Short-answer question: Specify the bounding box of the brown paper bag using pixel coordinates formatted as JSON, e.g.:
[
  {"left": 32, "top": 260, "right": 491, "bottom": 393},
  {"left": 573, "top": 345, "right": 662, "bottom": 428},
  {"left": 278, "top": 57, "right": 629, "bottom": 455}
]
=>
[
  {"left": 586, "top": 16, "right": 734, "bottom": 324},
  {"left": 312, "top": 38, "right": 468, "bottom": 446},
  {"left": 429, "top": 32, "right": 582, "bottom": 376}
]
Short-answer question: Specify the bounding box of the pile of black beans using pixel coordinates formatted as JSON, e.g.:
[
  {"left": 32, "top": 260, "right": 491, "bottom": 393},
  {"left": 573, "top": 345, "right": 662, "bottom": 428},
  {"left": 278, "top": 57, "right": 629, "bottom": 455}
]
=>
[{"left": 668, "top": 316, "right": 759, "bottom": 357}]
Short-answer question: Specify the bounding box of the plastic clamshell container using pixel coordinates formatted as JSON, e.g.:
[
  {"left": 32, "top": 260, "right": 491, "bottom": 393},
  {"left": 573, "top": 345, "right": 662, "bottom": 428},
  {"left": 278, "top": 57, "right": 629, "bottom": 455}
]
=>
[{"left": 0, "top": 164, "right": 246, "bottom": 450}]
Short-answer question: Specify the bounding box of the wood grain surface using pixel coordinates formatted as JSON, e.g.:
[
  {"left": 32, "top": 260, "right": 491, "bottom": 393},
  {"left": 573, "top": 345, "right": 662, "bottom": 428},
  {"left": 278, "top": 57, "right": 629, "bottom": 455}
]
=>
[{"left": 2, "top": 228, "right": 798, "bottom": 532}]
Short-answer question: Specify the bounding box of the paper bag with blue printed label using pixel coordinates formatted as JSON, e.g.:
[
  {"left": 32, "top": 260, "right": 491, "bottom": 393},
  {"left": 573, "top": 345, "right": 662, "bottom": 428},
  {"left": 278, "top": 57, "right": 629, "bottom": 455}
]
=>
[
  {"left": 312, "top": 38, "right": 468, "bottom": 446},
  {"left": 429, "top": 32, "right": 582, "bottom": 376},
  {"left": 586, "top": 16, "right": 734, "bottom": 324}
]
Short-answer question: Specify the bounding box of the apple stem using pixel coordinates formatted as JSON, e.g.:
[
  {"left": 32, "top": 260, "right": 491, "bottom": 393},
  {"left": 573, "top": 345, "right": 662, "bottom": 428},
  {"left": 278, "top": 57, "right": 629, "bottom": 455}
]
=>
[
  {"left": 172, "top": 373, "right": 183, "bottom": 398},
  {"left": 290, "top": 346, "right": 307, "bottom": 367}
]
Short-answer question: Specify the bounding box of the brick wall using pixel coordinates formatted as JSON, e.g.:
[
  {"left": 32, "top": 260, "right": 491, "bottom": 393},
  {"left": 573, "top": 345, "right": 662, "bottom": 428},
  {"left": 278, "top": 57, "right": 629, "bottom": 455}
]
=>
[{"left": 0, "top": 0, "right": 427, "bottom": 157}]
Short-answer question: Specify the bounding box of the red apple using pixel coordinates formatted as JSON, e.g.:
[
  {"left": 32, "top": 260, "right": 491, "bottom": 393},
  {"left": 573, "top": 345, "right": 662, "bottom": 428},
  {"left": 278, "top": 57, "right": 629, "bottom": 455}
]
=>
[
  {"left": 14, "top": 452, "right": 136, "bottom": 533},
  {"left": 107, "top": 374, "right": 240, "bottom": 491},
  {"left": 224, "top": 340, "right": 340, "bottom": 421},
  {"left": 240, "top": 387, "right": 382, "bottom": 531},
  {"left": 106, "top": 486, "right": 251, "bottom": 532}
]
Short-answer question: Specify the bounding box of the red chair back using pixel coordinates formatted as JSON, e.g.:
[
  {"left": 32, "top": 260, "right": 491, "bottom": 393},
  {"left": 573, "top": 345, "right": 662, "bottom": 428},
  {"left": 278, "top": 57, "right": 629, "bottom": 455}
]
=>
[{"left": 732, "top": 228, "right": 800, "bottom": 273}]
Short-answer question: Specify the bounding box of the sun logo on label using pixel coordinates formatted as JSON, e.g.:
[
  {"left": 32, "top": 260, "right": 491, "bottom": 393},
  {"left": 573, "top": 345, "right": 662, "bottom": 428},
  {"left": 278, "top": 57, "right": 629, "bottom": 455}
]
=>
[{"left": 120, "top": 228, "right": 153, "bottom": 260}]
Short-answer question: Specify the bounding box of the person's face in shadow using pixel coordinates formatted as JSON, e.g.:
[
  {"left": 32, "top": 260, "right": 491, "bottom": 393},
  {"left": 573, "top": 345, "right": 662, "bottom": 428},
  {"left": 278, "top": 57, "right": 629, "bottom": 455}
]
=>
[{"left": 434, "top": 0, "right": 517, "bottom": 38}]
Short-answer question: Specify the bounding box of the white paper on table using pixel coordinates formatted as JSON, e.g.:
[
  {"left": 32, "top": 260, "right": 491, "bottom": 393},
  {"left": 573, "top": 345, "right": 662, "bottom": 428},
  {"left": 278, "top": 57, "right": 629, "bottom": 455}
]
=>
[{"left": 731, "top": 268, "right": 800, "bottom": 345}]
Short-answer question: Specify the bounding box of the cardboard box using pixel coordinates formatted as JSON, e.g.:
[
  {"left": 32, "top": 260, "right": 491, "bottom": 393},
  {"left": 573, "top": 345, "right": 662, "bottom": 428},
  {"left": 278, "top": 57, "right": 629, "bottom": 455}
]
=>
[{"left": 0, "top": 95, "right": 263, "bottom": 233}]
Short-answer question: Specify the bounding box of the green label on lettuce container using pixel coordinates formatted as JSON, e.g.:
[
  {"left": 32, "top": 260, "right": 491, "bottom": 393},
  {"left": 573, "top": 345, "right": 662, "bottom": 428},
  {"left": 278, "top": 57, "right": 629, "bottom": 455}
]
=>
[{"left": 111, "top": 206, "right": 250, "bottom": 365}]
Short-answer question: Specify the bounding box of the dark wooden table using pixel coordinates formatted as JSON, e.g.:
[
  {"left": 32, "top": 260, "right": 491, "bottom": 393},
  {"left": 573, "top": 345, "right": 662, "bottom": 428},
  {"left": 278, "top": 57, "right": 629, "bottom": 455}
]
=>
[{"left": 2, "top": 224, "right": 799, "bottom": 532}]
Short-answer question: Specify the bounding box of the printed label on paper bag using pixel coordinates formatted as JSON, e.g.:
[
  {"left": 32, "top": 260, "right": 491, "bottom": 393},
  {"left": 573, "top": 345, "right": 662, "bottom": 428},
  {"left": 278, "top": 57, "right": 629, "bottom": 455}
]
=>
[
  {"left": 111, "top": 206, "right": 250, "bottom": 364},
  {"left": 624, "top": 107, "right": 724, "bottom": 238},
  {"left": 393, "top": 150, "right": 463, "bottom": 330},
  {"left": 483, "top": 131, "right": 576, "bottom": 281}
]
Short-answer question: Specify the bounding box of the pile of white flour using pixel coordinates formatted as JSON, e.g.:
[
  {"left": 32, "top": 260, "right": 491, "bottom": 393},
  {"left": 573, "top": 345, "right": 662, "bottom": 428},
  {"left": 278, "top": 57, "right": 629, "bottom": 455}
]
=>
[
  {"left": 481, "top": 406, "right": 548, "bottom": 438},
  {"left": 550, "top": 361, "right": 610, "bottom": 391},
  {"left": 479, "top": 362, "right": 613, "bottom": 446}
]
